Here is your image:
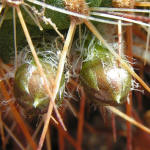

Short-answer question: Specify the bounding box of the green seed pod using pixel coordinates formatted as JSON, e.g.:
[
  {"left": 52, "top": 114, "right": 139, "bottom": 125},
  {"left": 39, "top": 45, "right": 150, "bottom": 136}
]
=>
[
  {"left": 80, "top": 37, "right": 132, "bottom": 106},
  {"left": 14, "top": 44, "right": 65, "bottom": 115},
  {"left": 14, "top": 60, "right": 65, "bottom": 115}
]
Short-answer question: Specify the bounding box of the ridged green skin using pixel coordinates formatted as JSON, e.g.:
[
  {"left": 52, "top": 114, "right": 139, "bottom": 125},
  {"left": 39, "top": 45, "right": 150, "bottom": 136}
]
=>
[
  {"left": 14, "top": 60, "right": 65, "bottom": 115},
  {"left": 80, "top": 37, "right": 132, "bottom": 106}
]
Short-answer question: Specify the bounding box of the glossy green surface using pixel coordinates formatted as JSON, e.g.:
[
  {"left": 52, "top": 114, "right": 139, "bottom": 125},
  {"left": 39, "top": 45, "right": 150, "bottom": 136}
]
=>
[
  {"left": 14, "top": 60, "right": 65, "bottom": 115},
  {"left": 80, "top": 37, "right": 132, "bottom": 106}
]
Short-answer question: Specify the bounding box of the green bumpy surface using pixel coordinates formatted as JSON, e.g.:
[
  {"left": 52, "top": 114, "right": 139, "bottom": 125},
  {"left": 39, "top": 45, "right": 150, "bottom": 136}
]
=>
[{"left": 80, "top": 37, "right": 132, "bottom": 106}]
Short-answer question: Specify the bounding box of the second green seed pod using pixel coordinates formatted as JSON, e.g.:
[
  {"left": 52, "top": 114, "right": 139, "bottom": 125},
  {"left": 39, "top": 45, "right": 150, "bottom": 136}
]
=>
[{"left": 80, "top": 36, "right": 132, "bottom": 106}]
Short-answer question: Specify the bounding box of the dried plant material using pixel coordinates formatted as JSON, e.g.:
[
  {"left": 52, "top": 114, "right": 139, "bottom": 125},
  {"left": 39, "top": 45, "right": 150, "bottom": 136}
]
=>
[
  {"left": 107, "top": 106, "right": 150, "bottom": 134},
  {"left": 65, "top": 0, "right": 89, "bottom": 24},
  {"left": 112, "top": 0, "right": 135, "bottom": 8}
]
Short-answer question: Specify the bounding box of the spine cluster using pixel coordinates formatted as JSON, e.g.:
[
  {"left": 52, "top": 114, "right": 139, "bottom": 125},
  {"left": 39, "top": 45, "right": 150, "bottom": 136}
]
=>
[
  {"left": 64, "top": 0, "right": 89, "bottom": 24},
  {"left": 112, "top": 0, "right": 135, "bottom": 8}
]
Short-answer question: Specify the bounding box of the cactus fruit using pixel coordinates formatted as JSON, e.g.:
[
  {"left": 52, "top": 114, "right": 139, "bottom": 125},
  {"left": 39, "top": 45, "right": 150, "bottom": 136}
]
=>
[{"left": 80, "top": 37, "right": 132, "bottom": 106}]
